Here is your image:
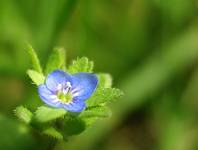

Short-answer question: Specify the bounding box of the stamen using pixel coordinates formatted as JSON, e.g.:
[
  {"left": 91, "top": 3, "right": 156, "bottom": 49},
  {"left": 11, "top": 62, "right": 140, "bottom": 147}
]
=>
[
  {"left": 63, "top": 82, "right": 72, "bottom": 94},
  {"left": 57, "top": 82, "right": 73, "bottom": 103},
  {"left": 66, "top": 82, "right": 71, "bottom": 88}
]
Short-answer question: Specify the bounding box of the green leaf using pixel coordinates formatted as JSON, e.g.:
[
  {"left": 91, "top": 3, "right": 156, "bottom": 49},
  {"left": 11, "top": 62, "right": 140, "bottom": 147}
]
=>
[
  {"left": 80, "top": 117, "right": 98, "bottom": 127},
  {"left": 62, "top": 117, "right": 86, "bottom": 136},
  {"left": 26, "top": 44, "right": 43, "bottom": 73},
  {"left": 27, "top": 69, "right": 45, "bottom": 86},
  {"left": 68, "top": 57, "right": 94, "bottom": 74},
  {"left": 79, "top": 106, "right": 111, "bottom": 118},
  {"left": 35, "top": 106, "right": 66, "bottom": 123},
  {"left": 15, "top": 106, "right": 33, "bottom": 124},
  {"left": 45, "top": 47, "right": 66, "bottom": 74},
  {"left": 61, "top": 106, "right": 111, "bottom": 136},
  {"left": 43, "top": 127, "right": 63, "bottom": 140},
  {"left": 86, "top": 88, "right": 124, "bottom": 106},
  {"left": 97, "top": 73, "right": 112, "bottom": 88}
]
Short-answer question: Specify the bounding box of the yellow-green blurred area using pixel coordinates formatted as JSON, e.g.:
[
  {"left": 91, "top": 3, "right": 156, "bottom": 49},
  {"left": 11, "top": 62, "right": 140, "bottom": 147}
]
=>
[{"left": 0, "top": 0, "right": 198, "bottom": 149}]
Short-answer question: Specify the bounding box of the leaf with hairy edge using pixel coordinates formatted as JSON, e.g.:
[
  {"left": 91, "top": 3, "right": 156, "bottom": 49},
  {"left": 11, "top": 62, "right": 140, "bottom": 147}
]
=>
[
  {"left": 80, "top": 106, "right": 111, "bottom": 118},
  {"left": 45, "top": 47, "right": 66, "bottom": 74},
  {"left": 15, "top": 106, "right": 33, "bottom": 124},
  {"left": 26, "top": 44, "right": 43, "bottom": 73},
  {"left": 97, "top": 73, "right": 112, "bottom": 88},
  {"left": 86, "top": 88, "right": 124, "bottom": 106},
  {"left": 62, "top": 117, "right": 86, "bottom": 136},
  {"left": 62, "top": 106, "right": 111, "bottom": 136},
  {"left": 35, "top": 106, "right": 66, "bottom": 123},
  {"left": 68, "top": 57, "right": 93, "bottom": 74},
  {"left": 43, "top": 127, "right": 63, "bottom": 140},
  {"left": 27, "top": 69, "right": 45, "bottom": 86}
]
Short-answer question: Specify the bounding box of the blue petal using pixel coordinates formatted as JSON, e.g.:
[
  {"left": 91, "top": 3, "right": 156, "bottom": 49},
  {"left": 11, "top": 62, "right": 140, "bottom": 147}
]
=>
[
  {"left": 38, "top": 84, "right": 62, "bottom": 108},
  {"left": 70, "top": 73, "right": 98, "bottom": 101},
  {"left": 45, "top": 70, "right": 72, "bottom": 92},
  {"left": 63, "top": 100, "right": 86, "bottom": 112}
]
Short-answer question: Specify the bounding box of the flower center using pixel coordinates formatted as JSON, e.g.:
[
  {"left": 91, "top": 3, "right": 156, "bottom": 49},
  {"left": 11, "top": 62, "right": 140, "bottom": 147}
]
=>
[
  {"left": 57, "top": 82, "right": 73, "bottom": 103},
  {"left": 57, "top": 92, "right": 73, "bottom": 103}
]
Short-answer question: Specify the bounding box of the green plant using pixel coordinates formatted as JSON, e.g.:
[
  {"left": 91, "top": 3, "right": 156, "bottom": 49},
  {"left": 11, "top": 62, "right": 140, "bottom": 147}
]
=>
[{"left": 15, "top": 45, "right": 123, "bottom": 141}]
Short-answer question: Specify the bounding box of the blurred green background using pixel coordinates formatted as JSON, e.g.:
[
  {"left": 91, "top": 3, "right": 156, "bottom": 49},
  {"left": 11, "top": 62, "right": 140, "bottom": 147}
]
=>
[{"left": 0, "top": 0, "right": 198, "bottom": 150}]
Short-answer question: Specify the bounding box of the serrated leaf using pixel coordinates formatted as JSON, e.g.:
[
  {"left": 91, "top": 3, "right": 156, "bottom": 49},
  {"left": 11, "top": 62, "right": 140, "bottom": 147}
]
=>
[
  {"left": 35, "top": 106, "right": 66, "bottom": 123},
  {"left": 27, "top": 69, "right": 45, "bottom": 86},
  {"left": 15, "top": 106, "right": 33, "bottom": 124},
  {"left": 79, "top": 106, "right": 111, "bottom": 118},
  {"left": 26, "top": 44, "right": 42, "bottom": 73},
  {"left": 97, "top": 73, "right": 112, "bottom": 88},
  {"left": 43, "top": 127, "right": 63, "bottom": 140},
  {"left": 45, "top": 47, "right": 66, "bottom": 74},
  {"left": 68, "top": 57, "right": 94, "bottom": 74},
  {"left": 81, "top": 117, "right": 98, "bottom": 127},
  {"left": 86, "top": 88, "right": 124, "bottom": 106},
  {"left": 62, "top": 117, "right": 86, "bottom": 136},
  {"left": 61, "top": 106, "right": 111, "bottom": 136}
]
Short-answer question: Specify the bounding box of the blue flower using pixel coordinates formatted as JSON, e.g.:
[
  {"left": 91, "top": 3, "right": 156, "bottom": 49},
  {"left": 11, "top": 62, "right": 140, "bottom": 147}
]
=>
[{"left": 38, "top": 70, "right": 98, "bottom": 112}]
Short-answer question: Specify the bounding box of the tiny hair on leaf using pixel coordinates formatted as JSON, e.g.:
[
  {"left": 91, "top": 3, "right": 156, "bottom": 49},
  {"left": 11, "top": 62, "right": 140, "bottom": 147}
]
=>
[
  {"left": 26, "top": 44, "right": 43, "bottom": 73},
  {"left": 43, "top": 127, "right": 63, "bottom": 140},
  {"left": 68, "top": 57, "right": 94, "bottom": 74},
  {"left": 45, "top": 47, "right": 66, "bottom": 74},
  {"left": 79, "top": 106, "right": 112, "bottom": 118},
  {"left": 27, "top": 69, "right": 45, "bottom": 86},
  {"left": 97, "top": 73, "right": 112, "bottom": 88},
  {"left": 15, "top": 106, "right": 33, "bottom": 124},
  {"left": 35, "top": 106, "right": 67, "bottom": 123},
  {"left": 86, "top": 88, "right": 124, "bottom": 106}
]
